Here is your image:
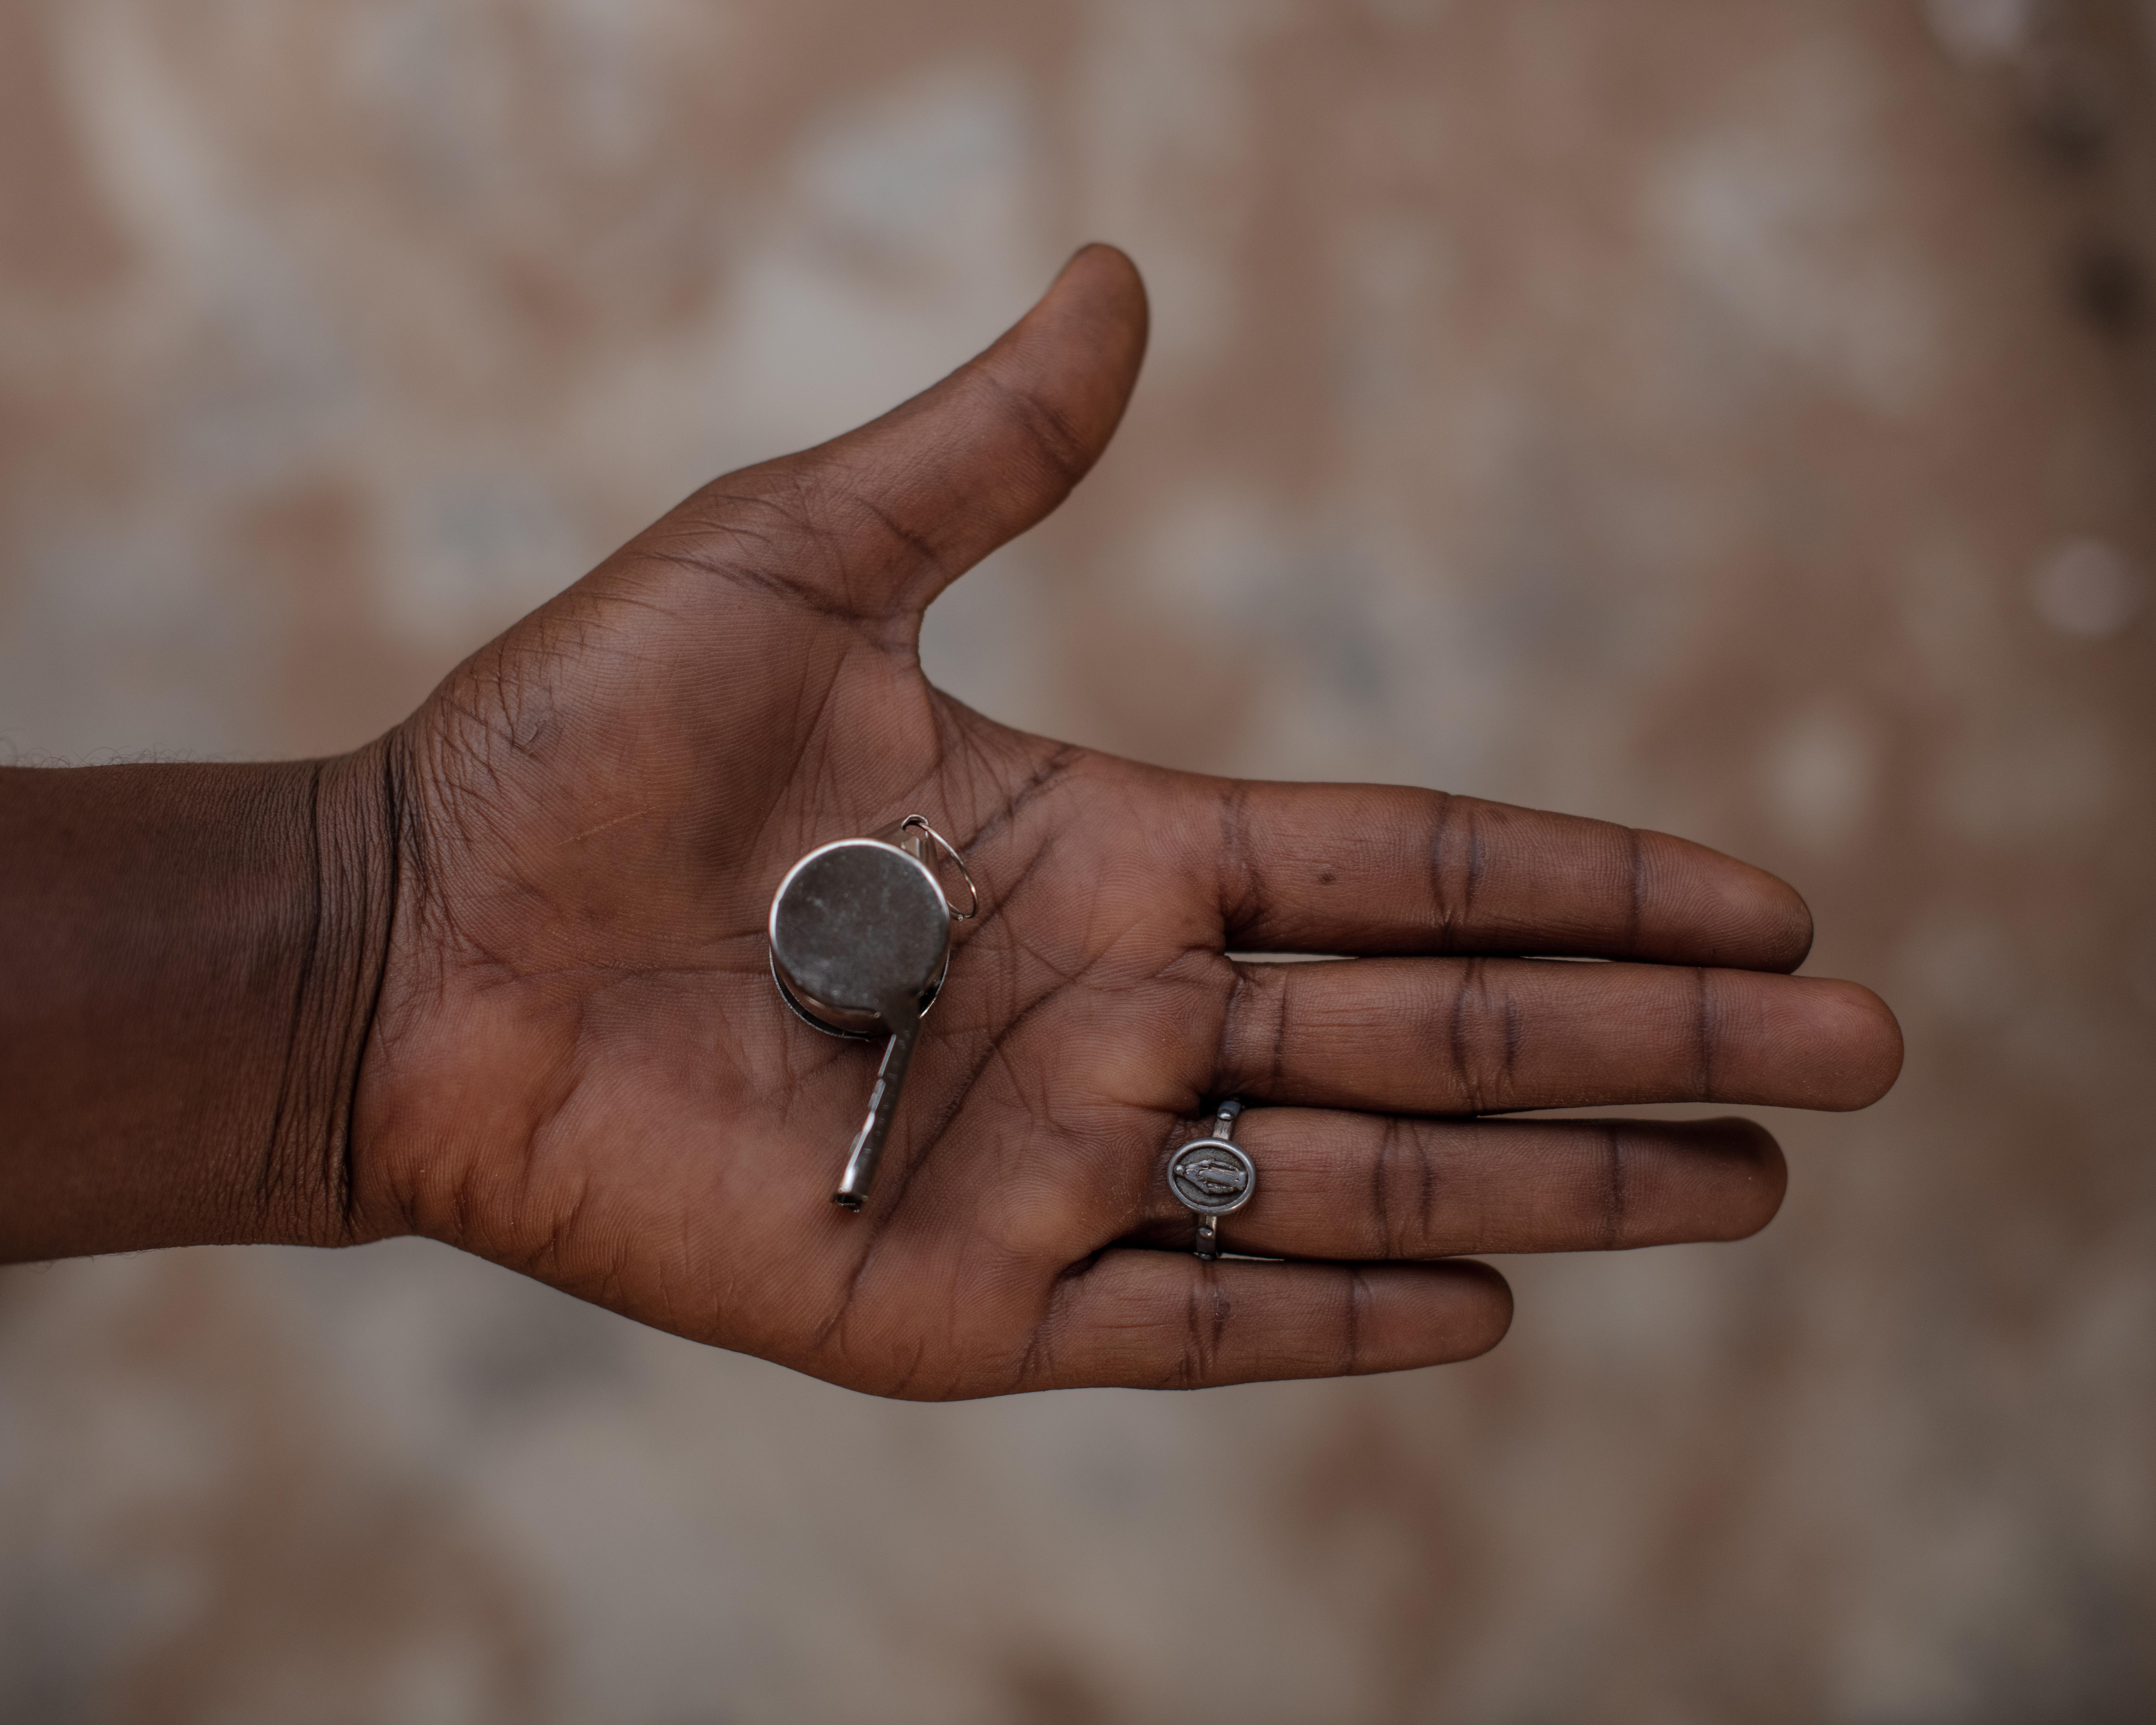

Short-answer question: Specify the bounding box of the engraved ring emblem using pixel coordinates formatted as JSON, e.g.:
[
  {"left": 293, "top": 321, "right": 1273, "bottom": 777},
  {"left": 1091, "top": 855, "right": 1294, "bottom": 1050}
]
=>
[{"left": 1168, "top": 1100, "right": 1255, "bottom": 1260}]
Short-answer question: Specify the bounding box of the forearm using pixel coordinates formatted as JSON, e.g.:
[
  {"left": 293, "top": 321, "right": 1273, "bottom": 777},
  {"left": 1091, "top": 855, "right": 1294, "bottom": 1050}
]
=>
[{"left": 0, "top": 746, "right": 397, "bottom": 1260}]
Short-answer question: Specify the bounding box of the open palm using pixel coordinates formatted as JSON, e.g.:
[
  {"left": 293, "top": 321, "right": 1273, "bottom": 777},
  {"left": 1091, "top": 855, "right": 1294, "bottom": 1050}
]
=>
[{"left": 348, "top": 247, "right": 1901, "bottom": 1399}]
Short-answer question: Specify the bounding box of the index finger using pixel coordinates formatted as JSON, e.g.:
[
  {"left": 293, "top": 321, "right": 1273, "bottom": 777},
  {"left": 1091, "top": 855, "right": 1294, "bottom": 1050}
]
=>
[{"left": 1201, "top": 782, "right": 1813, "bottom": 971}]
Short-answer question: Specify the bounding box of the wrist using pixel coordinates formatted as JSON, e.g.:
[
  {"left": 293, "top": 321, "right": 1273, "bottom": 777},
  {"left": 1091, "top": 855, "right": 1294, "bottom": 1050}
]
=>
[
  {"left": 0, "top": 747, "right": 402, "bottom": 1259},
  {"left": 272, "top": 739, "right": 406, "bottom": 1248}
]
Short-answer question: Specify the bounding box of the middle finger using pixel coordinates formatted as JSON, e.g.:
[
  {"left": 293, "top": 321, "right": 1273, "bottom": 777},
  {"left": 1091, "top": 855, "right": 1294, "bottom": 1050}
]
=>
[{"left": 1214, "top": 957, "right": 1901, "bottom": 1115}]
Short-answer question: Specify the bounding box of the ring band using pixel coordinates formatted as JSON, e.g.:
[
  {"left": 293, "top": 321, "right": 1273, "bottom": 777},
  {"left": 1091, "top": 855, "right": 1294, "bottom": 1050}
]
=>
[{"left": 1167, "top": 1100, "right": 1256, "bottom": 1260}]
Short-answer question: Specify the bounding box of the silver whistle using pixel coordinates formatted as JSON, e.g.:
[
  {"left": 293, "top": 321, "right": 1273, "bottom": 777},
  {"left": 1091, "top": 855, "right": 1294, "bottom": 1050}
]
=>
[{"left": 768, "top": 816, "right": 977, "bottom": 1209}]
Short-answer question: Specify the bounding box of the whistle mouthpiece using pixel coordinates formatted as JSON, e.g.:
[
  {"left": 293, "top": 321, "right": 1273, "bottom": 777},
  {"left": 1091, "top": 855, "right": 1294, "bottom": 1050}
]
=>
[
  {"left": 829, "top": 1014, "right": 914, "bottom": 1212},
  {"left": 831, "top": 1136, "right": 878, "bottom": 1208}
]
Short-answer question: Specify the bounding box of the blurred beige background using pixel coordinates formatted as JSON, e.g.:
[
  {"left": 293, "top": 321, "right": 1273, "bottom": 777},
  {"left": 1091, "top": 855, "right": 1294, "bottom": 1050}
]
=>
[{"left": 3, "top": 0, "right": 2153, "bottom": 1719}]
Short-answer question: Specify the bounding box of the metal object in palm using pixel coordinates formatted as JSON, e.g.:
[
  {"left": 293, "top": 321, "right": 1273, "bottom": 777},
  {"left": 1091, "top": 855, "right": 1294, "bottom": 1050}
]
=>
[{"left": 768, "top": 816, "right": 977, "bottom": 1209}]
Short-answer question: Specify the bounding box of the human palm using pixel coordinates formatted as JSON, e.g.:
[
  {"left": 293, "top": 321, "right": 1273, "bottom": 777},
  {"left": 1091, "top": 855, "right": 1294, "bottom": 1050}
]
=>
[{"left": 349, "top": 247, "right": 1900, "bottom": 1398}]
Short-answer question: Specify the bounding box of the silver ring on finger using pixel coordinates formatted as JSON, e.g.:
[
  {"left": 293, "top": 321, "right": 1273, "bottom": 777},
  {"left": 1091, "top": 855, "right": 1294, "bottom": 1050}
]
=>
[{"left": 1168, "top": 1100, "right": 1256, "bottom": 1261}]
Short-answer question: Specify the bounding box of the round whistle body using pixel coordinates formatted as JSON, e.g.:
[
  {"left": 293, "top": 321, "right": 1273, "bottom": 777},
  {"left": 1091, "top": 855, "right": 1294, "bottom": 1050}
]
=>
[{"left": 767, "top": 830, "right": 952, "bottom": 1037}]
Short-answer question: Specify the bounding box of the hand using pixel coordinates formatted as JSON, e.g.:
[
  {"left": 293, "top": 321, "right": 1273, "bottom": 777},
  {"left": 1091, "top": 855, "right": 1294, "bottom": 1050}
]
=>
[{"left": 339, "top": 246, "right": 1901, "bottom": 1398}]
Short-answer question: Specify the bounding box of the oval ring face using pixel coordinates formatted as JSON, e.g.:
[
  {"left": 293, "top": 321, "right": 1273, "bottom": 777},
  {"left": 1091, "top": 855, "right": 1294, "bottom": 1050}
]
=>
[{"left": 1168, "top": 1138, "right": 1256, "bottom": 1216}]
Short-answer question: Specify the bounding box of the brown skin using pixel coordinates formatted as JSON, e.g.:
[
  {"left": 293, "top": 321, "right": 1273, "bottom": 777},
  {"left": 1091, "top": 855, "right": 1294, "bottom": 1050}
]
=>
[{"left": 0, "top": 247, "right": 1902, "bottom": 1398}]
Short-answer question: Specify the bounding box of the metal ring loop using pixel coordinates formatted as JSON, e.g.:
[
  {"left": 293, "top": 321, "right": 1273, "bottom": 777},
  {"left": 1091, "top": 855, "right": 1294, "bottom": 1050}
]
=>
[{"left": 900, "top": 814, "right": 979, "bottom": 920}]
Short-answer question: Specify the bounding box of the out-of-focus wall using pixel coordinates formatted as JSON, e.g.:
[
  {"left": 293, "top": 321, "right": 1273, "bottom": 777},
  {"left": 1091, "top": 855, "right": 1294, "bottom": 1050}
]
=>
[{"left": 2, "top": 0, "right": 2153, "bottom": 1719}]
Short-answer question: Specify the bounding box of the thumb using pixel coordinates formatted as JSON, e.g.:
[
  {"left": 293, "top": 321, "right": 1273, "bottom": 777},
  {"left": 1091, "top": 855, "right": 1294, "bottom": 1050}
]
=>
[{"left": 650, "top": 244, "right": 1149, "bottom": 620}]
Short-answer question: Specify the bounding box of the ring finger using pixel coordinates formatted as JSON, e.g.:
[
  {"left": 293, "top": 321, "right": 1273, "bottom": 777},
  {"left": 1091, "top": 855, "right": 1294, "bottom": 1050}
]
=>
[{"left": 1133, "top": 1109, "right": 1786, "bottom": 1261}]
